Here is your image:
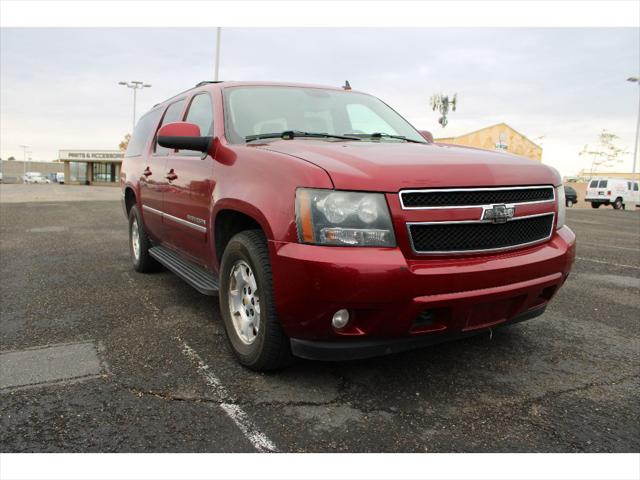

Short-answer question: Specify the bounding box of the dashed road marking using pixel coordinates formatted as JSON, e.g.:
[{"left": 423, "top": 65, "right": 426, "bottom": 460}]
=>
[
  {"left": 580, "top": 242, "right": 640, "bottom": 252},
  {"left": 178, "top": 339, "right": 278, "bottom": 453},
  {"left": 26, "top": 226, "right": 68, "bottom": 233},
  {"left": 577, "top": 257, "right": 640, "bottom": 270}
]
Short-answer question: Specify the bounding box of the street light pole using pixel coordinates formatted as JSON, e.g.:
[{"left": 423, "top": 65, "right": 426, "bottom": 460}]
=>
[
  {"left": 118, "top": 81, "right": 152, "bottom": 132},
  {"left": 627, "top": 77, "right": 639, "bottom": 177},
  {"left": 214, "top": 27, "right": 222, "bottom": 81},
  {"left": 19, "top": 144, "right": 30, "bottom": 183}
]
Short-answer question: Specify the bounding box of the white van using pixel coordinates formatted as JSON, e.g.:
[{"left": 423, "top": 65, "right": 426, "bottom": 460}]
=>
[
  {"left": 585, "top": 178, "right": 639, "bottom": 209},
  {"left": 23, "top": 172, "right": 51, "bottom": 184}
]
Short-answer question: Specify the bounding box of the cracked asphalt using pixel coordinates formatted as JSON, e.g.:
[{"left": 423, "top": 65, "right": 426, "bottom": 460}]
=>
[{"left": 1, "top": 185, "right": 639, "bottom": 452}]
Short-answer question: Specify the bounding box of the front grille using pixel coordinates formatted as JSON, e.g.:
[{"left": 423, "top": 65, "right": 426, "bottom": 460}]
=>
[
  {"left": 401, "top": 186, "right": 554, "bottom": 208},
  {"left": 408, "top": 214, "right": 554, "bottom": 253}
]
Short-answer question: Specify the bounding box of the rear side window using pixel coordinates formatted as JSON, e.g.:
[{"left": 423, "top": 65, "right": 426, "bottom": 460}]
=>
[
  {"left": 598, "top": 180, "right": 608, "bottom": 188},
  {"left": 627, "top": 182, "right": 632, "bottom": 190},
  {"left": 589, "top": 180, "right": 598, "bottom": 188},
  {"left": 125, "top": 108, "right": 163, "bottom": 157},
  {"left": 634, "top": 183, "right": 639, "bottom": 192},
  {"left": 155, "top": 99, "right": 186, "bottom": 156}
]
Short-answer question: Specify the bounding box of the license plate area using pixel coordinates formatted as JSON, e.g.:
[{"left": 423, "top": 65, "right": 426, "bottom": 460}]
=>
[{"left": 463, "top": 295, "right": 526, "bottom": 331}]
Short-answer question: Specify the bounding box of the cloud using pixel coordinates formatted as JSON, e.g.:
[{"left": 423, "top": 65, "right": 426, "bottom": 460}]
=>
[{"left": 1, "top": 27, "right": 638, "bottom": 175}]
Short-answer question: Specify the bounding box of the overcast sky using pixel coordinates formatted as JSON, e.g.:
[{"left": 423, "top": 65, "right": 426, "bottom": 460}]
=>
[{"left": 1, "top": 27, "right": 638, "bottom": 176}]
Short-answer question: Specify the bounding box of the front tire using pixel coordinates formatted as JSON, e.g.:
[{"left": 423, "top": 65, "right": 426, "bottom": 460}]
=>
[
  {"left": 219, "top": 230, "right": 292, "bottom": 371},
  {"left": 128, "top": 205, "right": 160, "bottom": 273}
]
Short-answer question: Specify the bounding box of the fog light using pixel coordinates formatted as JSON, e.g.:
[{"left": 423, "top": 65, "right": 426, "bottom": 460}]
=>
[{"left": 332, "top": 309, "right": 350, "bottom": 329}]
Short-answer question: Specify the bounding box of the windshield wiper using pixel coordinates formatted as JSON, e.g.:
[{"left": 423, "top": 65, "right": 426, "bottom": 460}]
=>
[
  {"left": 348, "top": 132, "right": 425, "bottom": 144},
  {"left": 245, "top": 130, "right": 361, "bottom": 143}
]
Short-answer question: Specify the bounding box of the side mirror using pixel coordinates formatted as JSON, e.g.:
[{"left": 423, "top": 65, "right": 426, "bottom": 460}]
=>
[
  {"left": 157, "top": 122, "right": 212, "bottom": 153},
  {"left": 419, "top": 130, "right": 434, "bottom": 143}
]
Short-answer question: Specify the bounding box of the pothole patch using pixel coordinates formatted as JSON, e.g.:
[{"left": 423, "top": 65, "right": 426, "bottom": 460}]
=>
[{"left": 0, "top": 341, "right": 104, "bottom": 391}]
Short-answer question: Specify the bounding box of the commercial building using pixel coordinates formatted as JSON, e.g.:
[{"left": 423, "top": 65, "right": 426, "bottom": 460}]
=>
[
  {"left": 435, "top": 122, "right": 542, "bottom": 162},
  {"left": 58, "top": 150, "right": 123, "bottom": 185}
]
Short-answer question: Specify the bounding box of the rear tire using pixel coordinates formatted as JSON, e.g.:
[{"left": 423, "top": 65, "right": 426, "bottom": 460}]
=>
[
  {"left": 128, "top": 205, "right": 161, "bottom": 273},
  {"left": 591, "top": 202, "right": 601, "bottom": 209},
  {"left": 219, "top": 230, "right": 292, "bottom": 371},
  {"left": 613, "top": 197, "right": 623, "bottom": 210}
]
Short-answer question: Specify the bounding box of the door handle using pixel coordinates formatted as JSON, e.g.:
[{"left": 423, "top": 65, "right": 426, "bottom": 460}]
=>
[
  {"left": 143, "top": 167, "right": 152, "bottom": 177},
  {"left": 166, "top": 170, "right": 178, "bottom": 181}
]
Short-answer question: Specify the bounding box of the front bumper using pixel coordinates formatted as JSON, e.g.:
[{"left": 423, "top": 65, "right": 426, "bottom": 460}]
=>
[
  {"left": 270, "top": 226, "right": 576, "bottom": 350},
  {"left": 291, "top": 305, "right": 546, "bottom": 361},
  {"left": 585, "top": 198, "right": 610, "bottom": 204}
]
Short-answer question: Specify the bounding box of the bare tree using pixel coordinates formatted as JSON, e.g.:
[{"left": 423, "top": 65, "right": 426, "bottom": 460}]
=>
[{"left": 579, "top": 130, "right": 628, "bottom": 178}]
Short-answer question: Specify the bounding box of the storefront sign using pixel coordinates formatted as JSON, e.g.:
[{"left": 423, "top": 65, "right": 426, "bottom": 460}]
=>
[{"left": 58, "top": 150, "right": 124, "bottom": 162}]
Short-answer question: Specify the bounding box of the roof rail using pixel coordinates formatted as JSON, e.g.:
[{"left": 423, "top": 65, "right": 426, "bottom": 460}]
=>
[
  {"left": 152, "top": 81, "right": 224, "bottom": 108},
  {"left": 195, "top": 81, "right": 224, "bottom": 87}
]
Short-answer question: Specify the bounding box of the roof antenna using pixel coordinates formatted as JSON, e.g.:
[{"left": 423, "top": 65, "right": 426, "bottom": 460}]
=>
[{"left": 342, "top": 80, "right": 351, "bottom": 91}]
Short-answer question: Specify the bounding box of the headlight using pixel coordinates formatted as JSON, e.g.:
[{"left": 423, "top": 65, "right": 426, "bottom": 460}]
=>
[
  {"left": 295, "top": 188, "right": 396, "bottom": 247},
  {"left": 556, "top": 186, "right": 566, "bottom": 229}
]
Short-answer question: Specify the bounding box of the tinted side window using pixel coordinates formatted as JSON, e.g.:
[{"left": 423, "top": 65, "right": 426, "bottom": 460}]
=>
[
  {"left": 589, "top": 180, "right": 598, "bottom": 188},
  {"left": 598, "top": 180, "right": 608, "bottom": 188},
  {"left": 634, "top": 183, "right": 639, "bottom": 192},
  {"left": 627, "top": 182, "right": 632, "bottom": 190},
  {"left": 125, "top": 108, "right": 163, "bottom": 157},
  {"left": 155, "top": 100, "right": 186, "bottom": 156},
  {"left": 185, "top": 94, "right": 214, "bottom": 136}
]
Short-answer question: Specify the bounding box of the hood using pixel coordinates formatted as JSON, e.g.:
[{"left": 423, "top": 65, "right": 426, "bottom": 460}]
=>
[{"left": 258, "top": 140, "right": 559, "bottom": 191}]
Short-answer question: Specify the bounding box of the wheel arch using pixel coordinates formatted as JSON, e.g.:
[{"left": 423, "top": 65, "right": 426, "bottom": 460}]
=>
[
  {"left": 124, "top": 185, "right": 138, "bottom": 215},
  {"left": 212, "top": 200, "right": 274, "bottom": 267}
]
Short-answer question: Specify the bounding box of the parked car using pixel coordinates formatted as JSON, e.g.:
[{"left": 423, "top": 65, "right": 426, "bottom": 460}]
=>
[
  {"left": 564, "top": 185, "right": 578, "bottom": 207},
  {"left": 24, "top": 172, "right": 51, "bottom": 184},
  {"left": 56, "top": 172, "right": 65, "bottom": 184},
  {"left": 585, "top": 178, "right": 639, "bottom": 209},
  {"left": 121, "top": 81, "right": 576, "bottom": 371}
]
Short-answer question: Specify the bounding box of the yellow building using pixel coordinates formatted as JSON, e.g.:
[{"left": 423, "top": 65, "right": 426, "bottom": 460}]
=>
[{"left": 435, "top": 122, "right": 542, "bottom": 162}]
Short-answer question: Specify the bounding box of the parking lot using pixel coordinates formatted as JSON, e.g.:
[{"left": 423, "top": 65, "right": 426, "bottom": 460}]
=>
[{"left": 1, "top": 184, "right": 638, "bottom": 452}]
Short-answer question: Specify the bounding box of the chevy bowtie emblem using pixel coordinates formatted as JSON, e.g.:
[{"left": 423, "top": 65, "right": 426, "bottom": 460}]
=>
[{"left": 482, "top": 204, "right": 515, "bottom": 224}]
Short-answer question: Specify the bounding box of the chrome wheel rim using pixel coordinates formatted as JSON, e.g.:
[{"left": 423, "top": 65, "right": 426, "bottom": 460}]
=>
[
  {"left": 228, "top": 260, "right": 260, "bottom": 345},
  {"left": 131, "top": 217, "right": 141, "bottom": 262}
]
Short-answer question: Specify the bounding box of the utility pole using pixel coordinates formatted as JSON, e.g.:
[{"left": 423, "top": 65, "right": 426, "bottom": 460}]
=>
[
  {"left": 214, "top": 27, "right": 222, "bottom": 81},
  {"left": 118, "top": 81, "right": 152, "bottom": 132},
  {"left": 19, "top": 144, "right": 30, "bottom": 183},
  {"left": 627, "top": 77, "right": 639, "bottom": 177}
]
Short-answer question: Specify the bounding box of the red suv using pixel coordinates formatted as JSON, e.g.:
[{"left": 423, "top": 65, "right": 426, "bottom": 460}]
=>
[{"left": 121, "top": 81, "right": 576, "bottom": 371}]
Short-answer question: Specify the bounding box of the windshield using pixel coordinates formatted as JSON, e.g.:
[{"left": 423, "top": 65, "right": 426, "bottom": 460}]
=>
[{"left": 223, "top": 86, "right": 427, "bottom": 144}]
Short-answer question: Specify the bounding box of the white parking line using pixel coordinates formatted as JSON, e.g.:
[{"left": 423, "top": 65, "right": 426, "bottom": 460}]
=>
[
  {"left": 577, "top": 257, "right": 640, "bottom": 270},
  {"left": 580, "top": 242, "right": 640, "bottom": 252},
  {"left": 178, "top": 339, "right": 278, "bottom": 453}
]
